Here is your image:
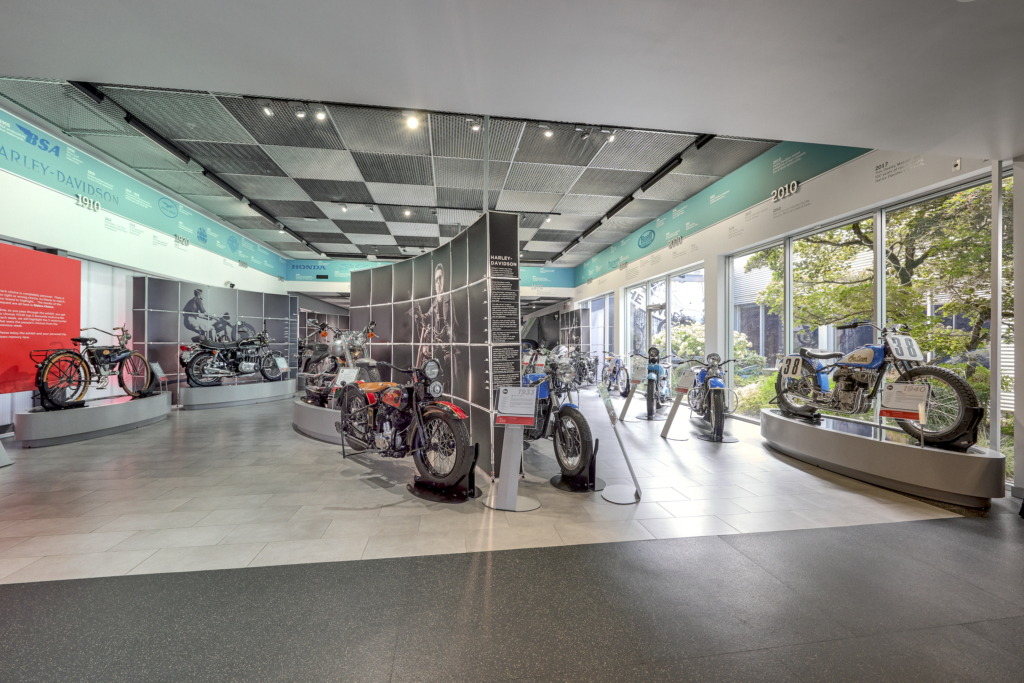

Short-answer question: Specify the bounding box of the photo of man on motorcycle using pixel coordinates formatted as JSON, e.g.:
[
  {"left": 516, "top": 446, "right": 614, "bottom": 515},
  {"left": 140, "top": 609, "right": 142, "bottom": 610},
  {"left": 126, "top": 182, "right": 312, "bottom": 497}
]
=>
[{"left": 415, "top": 263, "right": 458, "bottom": 391}]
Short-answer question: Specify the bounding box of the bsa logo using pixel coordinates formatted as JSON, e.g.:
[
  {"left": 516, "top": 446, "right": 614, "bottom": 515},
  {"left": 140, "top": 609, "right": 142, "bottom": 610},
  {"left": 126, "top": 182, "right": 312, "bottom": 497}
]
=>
[
  {"left": 16, "top": 125, "right": 60, "bottom": 156},
  {"left": 638, "top": 230, "right": 656, "bottom": 249},
  {"left": 158, "top": 198, "right": 178, "bottom": 218},
  {"left": 197, "top": 227, "right": 208, "bottom": 243},
  {"left": 227, "top": 235, "right": 240, "bottom": 252}
]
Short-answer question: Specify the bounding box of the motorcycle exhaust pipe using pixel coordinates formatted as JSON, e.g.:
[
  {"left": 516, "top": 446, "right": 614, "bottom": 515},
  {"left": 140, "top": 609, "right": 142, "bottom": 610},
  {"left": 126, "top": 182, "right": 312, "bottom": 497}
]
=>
[{"left": 202, "top": 368, "right": 234, "bottom": 376}]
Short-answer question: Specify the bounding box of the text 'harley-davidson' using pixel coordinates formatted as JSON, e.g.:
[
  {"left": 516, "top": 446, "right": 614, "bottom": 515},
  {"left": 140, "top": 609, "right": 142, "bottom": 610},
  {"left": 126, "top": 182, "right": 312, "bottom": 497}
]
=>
[{"left": 334, "top": 359, "right": 471, "bottom": 487}]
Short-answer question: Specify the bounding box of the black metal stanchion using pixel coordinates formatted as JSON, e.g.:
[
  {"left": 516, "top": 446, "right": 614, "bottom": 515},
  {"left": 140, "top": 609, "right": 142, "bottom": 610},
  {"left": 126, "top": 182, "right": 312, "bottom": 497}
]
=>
[{"left": 549, "top": 438, "right": 606, "bottom": 492}]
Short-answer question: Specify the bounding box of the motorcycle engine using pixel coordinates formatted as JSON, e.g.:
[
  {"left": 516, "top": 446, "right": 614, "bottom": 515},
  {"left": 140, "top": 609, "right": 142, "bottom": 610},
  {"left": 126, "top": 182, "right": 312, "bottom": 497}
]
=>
[{"left": 832, "top": 368, "right": 875, "bottom": 412}]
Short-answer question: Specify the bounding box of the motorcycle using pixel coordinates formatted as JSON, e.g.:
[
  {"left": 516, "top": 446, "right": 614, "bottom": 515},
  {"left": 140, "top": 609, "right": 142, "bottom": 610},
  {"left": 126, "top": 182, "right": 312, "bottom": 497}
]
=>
[
  {"left": 570, "top": 349, "right": 599, "bottom": 386},
  {"left": 684, "top": 353, "right": 736, "bottom": 440},
  {"left": 334, "top": 358, "right": 472, "bottom": 487},
  {"left": 300, "top": 321, "right": 382, "bottom": 407},
  {"left": 775, "top": 321, "right": 982, "bottom": 449},
  {"left": 635, "top": 346, "right": 683, "bottom": 418},
  {"left": 522, "top": 350, "right": 594, "bottom": 477},
  {"left": 32, "top": 325, "right": 151, "bottom": 409},
  {"left": 601, "top": 354, "right": 630, "bottom": 397},
  {"left": 181, "top": 330, "right": 284, "bottom": 387}
]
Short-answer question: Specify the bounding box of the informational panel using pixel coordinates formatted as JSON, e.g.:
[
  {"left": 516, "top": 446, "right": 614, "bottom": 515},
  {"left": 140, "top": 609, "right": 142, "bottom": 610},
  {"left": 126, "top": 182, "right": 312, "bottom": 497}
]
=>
[
  {"left": 347, "top": 212, "right": 521, "bottom": 472},
  {"left": 0, "top": 243, "right": 81, "bottom": 394}
]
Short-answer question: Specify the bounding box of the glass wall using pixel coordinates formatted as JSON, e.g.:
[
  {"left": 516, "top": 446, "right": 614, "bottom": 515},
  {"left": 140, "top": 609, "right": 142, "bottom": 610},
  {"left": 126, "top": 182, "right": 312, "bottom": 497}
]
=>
[
  {"left": 731, "top": 246, "right": 785, "bottom": 419},
  {"left": 1001, "top": 176, "right": 1013, "bottom": 480},
  {"left": 589, "top": 296, "right": 606, "bottom": 368},
  {"left": 627, "top": 285, "right": 646, "bottom": 355}
]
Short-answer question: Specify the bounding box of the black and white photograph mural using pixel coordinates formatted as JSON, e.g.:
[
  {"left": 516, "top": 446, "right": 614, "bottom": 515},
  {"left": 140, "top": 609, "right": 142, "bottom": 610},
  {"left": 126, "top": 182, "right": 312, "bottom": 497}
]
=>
[{"left": 348, "top": 211, "right": 521, "bottom": 473}]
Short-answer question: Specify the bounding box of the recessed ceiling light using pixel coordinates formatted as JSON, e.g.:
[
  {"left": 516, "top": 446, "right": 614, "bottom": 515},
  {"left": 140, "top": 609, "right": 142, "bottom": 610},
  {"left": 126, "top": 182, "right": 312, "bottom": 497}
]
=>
[
  {"left": 546, "top": 216, "right": 551, "bottom": 222},
  {"left": 402, "top": 111, "right": 420, "bottom": 129},
  {"left": 544, "top": 130, "right": 553, "bottom": 138},
  {"left": 404, "top": 209, "right": 411, "bottom": 216},
  {"left": 278, "top": 230, "right": 285, "bottom": 234},
  {"left": 340, "top": 203, "right": 348, "bottom": 212},
  {"left": 257, "top": 99, "right": 274, "bottom": 117}
]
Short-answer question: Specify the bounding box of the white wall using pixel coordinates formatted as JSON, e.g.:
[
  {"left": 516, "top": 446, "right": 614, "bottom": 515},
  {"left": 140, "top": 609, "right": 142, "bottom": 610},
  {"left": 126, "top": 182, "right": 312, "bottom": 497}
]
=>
[{"left": 573, "top": 149, "right": 992, "bottom": 358}]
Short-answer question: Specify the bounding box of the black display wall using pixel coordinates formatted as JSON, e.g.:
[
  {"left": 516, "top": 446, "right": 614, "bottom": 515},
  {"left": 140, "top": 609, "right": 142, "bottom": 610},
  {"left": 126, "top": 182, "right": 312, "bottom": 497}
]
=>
[
  {"left": 348, "top": 212, "right": 521, "bottom": 473},
  {"left": 132, "top": 277, "right": 298, "bottom": 398}
]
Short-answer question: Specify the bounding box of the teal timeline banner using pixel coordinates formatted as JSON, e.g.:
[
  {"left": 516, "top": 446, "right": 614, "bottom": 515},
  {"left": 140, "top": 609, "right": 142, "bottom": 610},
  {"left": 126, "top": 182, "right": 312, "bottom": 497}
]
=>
[
  {"left": 520, "top": 266, "right": 574, "bottom": 288},
  {"left": 286, "top": 259, "right": 392, "bottom": 282},
  {"left": 574, "top": 141, "right": 870, "bottom": 286},
  {"left": 0, "top": 106, "right": 287, "bottom": 278}
]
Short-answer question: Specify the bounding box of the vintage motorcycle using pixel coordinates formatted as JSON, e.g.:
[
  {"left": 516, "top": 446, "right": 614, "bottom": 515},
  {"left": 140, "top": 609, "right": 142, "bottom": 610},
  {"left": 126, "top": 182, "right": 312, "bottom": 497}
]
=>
[
  {"left": 181, "top": 330, "right": 284, "bottom": 387},
  {"left": 33, "top": 326, "right": 151, "bottom": 409},
  {"left": 775, "top": 321, "right": 982, "bottom": 449},
  {"left": 300, "top": 321, "right": 381, "bottom": 407},
  {"left": 684, "top": 353, "right": 735, "bottom": 440},
  {"left": 635, "top": 346, "right": 682, "bottom": 418},
  {"left": 601, "top": 354, "right": 630, "bottom": 397},
  {"left": 334, "top": 359, "right": 472, "bottom": 487},
  {"left": 522, "top": 350, "right": 594, "bottom": 477}
]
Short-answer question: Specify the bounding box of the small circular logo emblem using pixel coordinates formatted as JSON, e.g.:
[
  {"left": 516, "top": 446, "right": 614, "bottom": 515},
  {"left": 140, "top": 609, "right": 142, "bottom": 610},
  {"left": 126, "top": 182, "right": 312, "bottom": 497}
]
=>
[
  {"left": 638, "top": 229, "right": 656, "bottom": 249},
  {"left": 197, "top": 227, "right": 208, "bottom": 243},
  {"left": 227, "top": 235, "right": 240, "bottom": 253},
  {"left": 158, "top": 197, "right": 178, "bottom": 218}
]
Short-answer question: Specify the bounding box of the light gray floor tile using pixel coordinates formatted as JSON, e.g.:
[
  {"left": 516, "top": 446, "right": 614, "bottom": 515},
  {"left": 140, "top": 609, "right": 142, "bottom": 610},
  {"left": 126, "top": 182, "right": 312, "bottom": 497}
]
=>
[
  {"left": 219, "top": 520, "right": 330, "bottom": 545},
  {"left": 583, "top": 502, "right": 675, "bottom": 522},
  {"left": 0, "top": 556, "right": 41, "bottom": 580},
  {"left": 717, "top": 510, "right": 828, "bottom": 534},
  {"left": 81, "top": 499, "right": 192, "bottom": 516},
  {"left": 731, "top": 494, "right": 826, "bottom": 513},
  {"left": 554, "top": 520, "right": 655, "bottom": 545},
  {"left": 93, "top": 511, "right": 210, "bottom": 532},
  {"left": 173, "top": 495, "right": 273, "bottom": 511},
  {"left": 464, "top": 524, "right": 564, "bottom": 552},
  {"left": 660, "top": 498, "right": 752, "bottom": 517},
  {"left": 0, "top": 550, "right": 155, "bottom": 584},
  {"left": 193, "top": 507, "right": 299, "bottom": 527},
  {"left": 248, "top": 537, "right": 369, "bottom": 567},
  {"left": 0, "top": 516, "right": 120, "bottom": 537},
  {"left": 639, "top": 515, "right": 742, "bottom": 539},
  {"left": 0, "top": 531, "right": 137, "bottom": 558},
  {"left": 361, "top": 530, "right": 467, "bottom": 560},
  {"left": 127, "top": 544, "right": 265, "bottom": 575},
  {"left": 322, "top": 516, "right": 422, "bottom": 538},
  {"left": 110, "top": 525, "right": 236, "bottom": 551}
]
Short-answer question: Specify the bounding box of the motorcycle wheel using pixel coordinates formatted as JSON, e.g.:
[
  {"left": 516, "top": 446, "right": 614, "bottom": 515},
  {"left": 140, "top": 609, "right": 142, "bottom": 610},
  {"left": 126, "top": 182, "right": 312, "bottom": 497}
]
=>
[
  {"left": 362, "top": 365, "right": 382, "bottom": 383},
  {"left": 259, "top": 352, "right": 284, "bottom": 381},
  {"left": 709, "top": 388, "right": 726, "bottom": 439},
  {"left": 894, "top": 365, "right": 979, "bottom": 446},
  {"left": 616, "top": 368, "right": 630, "bottom": 397},
  {"left": 186, "top": 352, "right": 222, "bottom": 387},
  {"left": 413, "top": 409, "right": 471, "bottom": 487},
  {"left": 338, "top": 385, "right": 370, "bottom": 451},
  {"left": 646, "top": 380, "right": 656, "bottom": 417},
  {"left": 775, "top": 357, "right": 819, "bottom": 417},
  {"left": 38, "top": 351, "right": 91, "bottom": 407},
  {"left": 553, "top": 405, "right": 594, "bottom": 477},
  {"left": 117, "top": 351, "right": 152, "bottom": 397}
]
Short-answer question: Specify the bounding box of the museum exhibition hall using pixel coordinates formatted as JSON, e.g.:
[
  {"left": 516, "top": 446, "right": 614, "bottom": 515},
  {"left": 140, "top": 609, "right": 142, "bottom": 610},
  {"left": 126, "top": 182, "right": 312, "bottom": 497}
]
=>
[{"left": 0, "top": 1, "right": 1021, "bottom": 681}]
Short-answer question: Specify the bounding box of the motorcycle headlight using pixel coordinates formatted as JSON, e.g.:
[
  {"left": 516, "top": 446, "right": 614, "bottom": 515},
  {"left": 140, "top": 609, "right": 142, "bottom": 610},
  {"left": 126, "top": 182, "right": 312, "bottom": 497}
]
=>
[
  {"left": 423, "top": 359, "right": 441, "bottom": 379},
  {"left": 557, "top": 365, "right": 576, "bottom": 383},
  {"left": 706, "top": 353, "right": 721, "bottom": 365},
  {"left": 428, "top": 381, "right": 443, "bottom": 397}
]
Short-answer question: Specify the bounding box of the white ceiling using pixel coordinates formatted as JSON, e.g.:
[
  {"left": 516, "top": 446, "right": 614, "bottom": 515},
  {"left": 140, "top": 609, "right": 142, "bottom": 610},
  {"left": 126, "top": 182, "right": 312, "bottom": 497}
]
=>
[{"left": 2, "top": 0, "right": 1021, "bottom": 160}]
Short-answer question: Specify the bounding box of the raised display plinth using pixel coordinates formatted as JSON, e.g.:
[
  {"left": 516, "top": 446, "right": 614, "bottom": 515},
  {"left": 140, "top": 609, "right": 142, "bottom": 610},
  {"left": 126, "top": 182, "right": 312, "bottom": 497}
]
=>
[
  {"left": 760, "top": 408, "right": 1005, "bottom": 508},
  {"left": 292, "top": 398, "right": 342, "bottom": 445},
  {"left": 15, "top": 393, "right": 172, "bottom": 448},
  {"left": 178, "top": 379, "right": 297, "bottom": 410}
]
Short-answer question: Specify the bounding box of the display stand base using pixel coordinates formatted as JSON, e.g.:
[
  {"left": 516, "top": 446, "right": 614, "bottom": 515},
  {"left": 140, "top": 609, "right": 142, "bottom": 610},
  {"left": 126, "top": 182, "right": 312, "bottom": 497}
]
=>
[
  {"left": 602, "top": 484, "right": 639, "bottom": 505},
  {"left": 38, "top": 396, "right": 86, "bottom": 411},
  {"left": 0, "top": 437, "right": 12, "bottom": 468},
  {"left": 407, "top": 443, "right": 482, "bottom": 503},
  {"left": 549, "top": 438, "right": 604, "bottom": 492},
  {"left": 482, "top": 493, "right": 541, "bottom": 512},
  {"left": 636, "top": 413, "right": 668, "bottom": 421},
  {"left": 694, "top": 433, "right": 739, "bottom": 443}
]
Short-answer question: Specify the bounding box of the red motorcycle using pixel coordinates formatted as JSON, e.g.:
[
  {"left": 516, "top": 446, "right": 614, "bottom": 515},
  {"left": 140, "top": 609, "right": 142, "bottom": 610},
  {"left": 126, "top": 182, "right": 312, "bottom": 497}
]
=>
[{"left": 334, "top": 359, "right": 471, "bottom": 487}]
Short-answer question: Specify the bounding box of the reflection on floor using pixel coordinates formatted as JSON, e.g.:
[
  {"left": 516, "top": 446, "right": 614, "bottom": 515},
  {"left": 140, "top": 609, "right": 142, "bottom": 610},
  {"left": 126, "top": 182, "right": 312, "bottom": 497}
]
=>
[{"left": 0, "top": 388, "right": 961, "bottom": 583}]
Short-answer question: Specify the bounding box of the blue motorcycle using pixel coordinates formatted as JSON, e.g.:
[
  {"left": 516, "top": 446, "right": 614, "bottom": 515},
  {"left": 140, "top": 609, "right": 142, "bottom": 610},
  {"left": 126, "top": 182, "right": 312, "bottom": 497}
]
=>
[
  {"left": 601, "top": 354, "right": 630, "bottom": 397},
  {"left": 685, "top": 353, "right": 735, "bottom": 440},
  {"left": 522, "top": 351, "right": 594, "bottom": 476},
  {"left": 632, "top": 347, "right": 677, "bottom": 418}
]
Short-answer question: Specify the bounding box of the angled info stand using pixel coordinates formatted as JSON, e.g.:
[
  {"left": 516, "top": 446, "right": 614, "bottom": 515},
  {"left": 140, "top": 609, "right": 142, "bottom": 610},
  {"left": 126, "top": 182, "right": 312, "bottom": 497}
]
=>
[
  {"left": 484, "top": 387, "right": 540, "bottom": 512},
  {"left": 617, "top": 356, "right": 647, "bottom": 423},
  {"left": 660, "top": 368, "right": 693, "bottom": 441},
  {"left": 598, "top": 385, "right": 641, "bottom": 505}
]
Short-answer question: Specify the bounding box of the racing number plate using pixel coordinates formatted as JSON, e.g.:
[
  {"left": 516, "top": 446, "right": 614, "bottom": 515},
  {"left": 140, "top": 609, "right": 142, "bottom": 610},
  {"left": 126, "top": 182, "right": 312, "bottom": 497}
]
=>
[
  {"left": 779, "top": 355, "right": 804, "bottom": 379},
  {"left": 887, "top": 335, "right": 923, "bottom": 361}
]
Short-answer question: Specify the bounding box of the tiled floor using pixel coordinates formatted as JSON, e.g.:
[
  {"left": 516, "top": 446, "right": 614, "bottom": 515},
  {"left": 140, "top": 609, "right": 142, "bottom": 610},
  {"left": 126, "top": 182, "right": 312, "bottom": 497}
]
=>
[{"left": 0, "top": 388, "right": 960, "bottom": 584}]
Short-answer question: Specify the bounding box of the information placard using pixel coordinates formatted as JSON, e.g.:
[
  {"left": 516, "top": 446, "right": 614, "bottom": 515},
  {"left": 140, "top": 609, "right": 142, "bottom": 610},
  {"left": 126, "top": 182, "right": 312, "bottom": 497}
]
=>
[
  {"left": 630, "top": 355, "right": 648, "bottom": 387},
  {"left": 879, "top": 382, "right": 930, "bottom": 421},
  {"left": 675, "top": 369, "right": 695, "bottom": 394},
  {"left": 496, "top": 386, "right": 536, "bottom": 425},
  {"left": 597, "top": 384, "right": 618, "bottom": 425}
]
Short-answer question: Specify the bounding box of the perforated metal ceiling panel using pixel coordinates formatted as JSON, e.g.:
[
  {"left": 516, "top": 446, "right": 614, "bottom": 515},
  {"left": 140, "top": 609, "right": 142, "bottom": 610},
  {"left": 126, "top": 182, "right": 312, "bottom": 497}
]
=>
[
  {"left": 495, "top": 191, "right": 563, "bottom": 213},
  {"left": 589, "top": 130, "right": 697, "bottom": 172},
  {"left": 436, "top": 187, "right": 498, "bottom": 211},
  {"left": 675, "top": 136, "right": 778, "bottom": 177},
  {"left": 294, "top": 179, "right": 374, "bottom": 203},
  {"left": 262, "top": 146, "right": 364, "bottom": 181},
  {"left": 553, "top": 194, "right": 620, "bottom": 215},
  {"left": 334, "top": 220, "right": 391, "bottom": 235},
  {"left": 280, "top": 218, "right": 339, "bottom": 232},
  {"left": 348, "top": 233, "right": 398, "bottom": 246},
  {"left": 226, "top": 216, "right": 276, "bottom": 232},
  {"left": 176, "top": 141, "right": 287, "bottom": 176},
  {"left": 141, "top": 170, "right": 229, "bottom": 196},
  {"left": 256, "top": 200, "right": 327, "bottom": 219},
  {"left": 219, "top": 174, "right": 311, "bottom": 201},
  {"left": 330, "top": 105, "right": 431, "bottom": 155},
  {"left": 219, "top": 96, "right": 345, "bottom": 150},
  {"left": 103, "top": 87, "right": 255, "bottom": 144},
  {"left": 569, "top": 167, "right": 649, "bottom": 196},
  {"left": 297, "top": 230, "right": 351, "bottom": 243},
  {"left": 437, "top": 209, "right": 482, "bottom": 227},
  {"left": 366, "top": 182, "right": 436, "bottom": 207},
  {"left": 512, "top": 123, "right": 606, "bottom": 166},
  {"left": 379, "top": 205, "right": 438, "bottom": 223},
  {"left": 351, "top": 152, "right": 433, "bottom": 185},
  {"left": 430, "top": 114, "right": 523, "bottom": 161},
  {"left": 0, "top": 78, "right": 138, "bottom": 135},
  {"left": 387, "top": 222, "right": 440, "bottom": 237},
  {"left": 394, "top": 235, "right": 440, "bottom": 248},
  {"left": 78, "top": 134, "right": 198, "bottom": 171},
  {"left": 640, "top": 173, "right": 719, "bottom": 202},
  {"left": 520, "top": 250, "right": 559, "bottom": 261},
  {"left": 319, "top": 202, "right": 382, "bottom": 221},
  {"left": 316, "top": 243, "right": 361, "bottom": 254},
  {"left": 439, "top": 224, "right": 465, "bottom": 238},
  {"left": 504, "top": 163, "right": 582, "bottom": 193}
]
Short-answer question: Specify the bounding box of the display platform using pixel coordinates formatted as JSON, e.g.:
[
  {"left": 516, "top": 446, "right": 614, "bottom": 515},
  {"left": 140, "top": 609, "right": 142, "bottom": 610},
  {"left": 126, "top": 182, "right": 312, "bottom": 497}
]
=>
[
  {"left": 292, "top": 398, "right": 342, "bottom": 445},
  {"left": 760, "top": 408, "right": 1005, "bottom": 508},
  {"left": 178, "top": 379, "right": 297, "bottom": 410},
  {"left": 14, "top": 393, "right": 172, "bottom": 448}
]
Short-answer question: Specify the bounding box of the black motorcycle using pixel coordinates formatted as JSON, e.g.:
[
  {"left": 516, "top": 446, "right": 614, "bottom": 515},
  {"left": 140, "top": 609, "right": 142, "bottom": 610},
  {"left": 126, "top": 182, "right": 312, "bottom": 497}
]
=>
[
  {"left": 335, "top": 359, "right": 471, "bottom": 487},
  {"left": 182, "top": 330, "right": 284, "bottom": 387},
  {"left": 522, "top": 351, "right": 594, "bottom": 477}
]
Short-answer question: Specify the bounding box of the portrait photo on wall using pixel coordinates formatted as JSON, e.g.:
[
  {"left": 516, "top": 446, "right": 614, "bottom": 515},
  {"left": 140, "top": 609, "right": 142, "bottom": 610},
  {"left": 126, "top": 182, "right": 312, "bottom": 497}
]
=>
[
  {"left": 451, "top": 287, "right": 468, "bottom": 344},
  {"left": 393, "top": 259, "right": 413, "bottom": 302},
  {"left": 179, "top": 284, "right": 245, "bottom": 343},
  {"left": 451, "top": 230, "right": 468, "bottom": 291},
  {"left": 393, "top": 300, "right": 413, "bottom": 344}
]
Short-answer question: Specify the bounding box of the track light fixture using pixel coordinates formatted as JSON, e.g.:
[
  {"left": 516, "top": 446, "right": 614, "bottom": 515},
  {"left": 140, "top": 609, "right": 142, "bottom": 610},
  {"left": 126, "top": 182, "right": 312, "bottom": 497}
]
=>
[
  {"left": 290, "top": 102, "right": 307, "bottom": 119},
  {"left": 68, "top": 81, "right": 105, "bottom": 105},
  {"left": 201, "top": 170, "right": 244, "bottom": 201},
  {"left": 601, "top": 129, "right": 615, "bottom": 142},
  {"left": 257, "top": 99, "right": 274, "bottom": 117},
  {"left": 340, "top": 203, "right": 348, "bottom": 212},
  {"left": 539, "top": 124, "right": 553, "bottom": 138},
  {"left": 466, "top": 118, "right": 482, "bottom": 131},
  {"left": 402, "top": 110, "right": 419, "bottom": 129},
  {"left": 125, "top": 114, "right": 191, "bottom": 165},
  {"left": 311, "top": 105, "right": 327, "bottom": 121},
  {"left": 367, "top": 205, "right": 375, "bottom": 212}
]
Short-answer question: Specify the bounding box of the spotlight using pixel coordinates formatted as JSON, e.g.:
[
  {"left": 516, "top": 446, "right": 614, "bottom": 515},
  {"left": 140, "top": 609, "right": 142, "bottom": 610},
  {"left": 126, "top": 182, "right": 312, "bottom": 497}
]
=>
[
  {"left": 546, "top": 216, "right": 552, "bottom": 222},
  {"left": 402, "top": 111, "right": 419, "bottom": 129},
  {"left": 544, "top": 130, "right": 553, "bottom": 138},
  {"left": 290, "top": 102, "right": 307, "bottom": 119},
  {"left": 472, "top": 123, "right": 481, "bottom": 131},
  {"left": 257, "top": 99, "right": 274, "bottom": 117},
  {"left": 404, "top": 209, "right": 411, "bottom": 217},
  {"left": 540, "top": 124, "right": 552, "bottom": 138},
  {"left": 340, "top": 203, "right": 348, "bottom": 212},
  {"left": 367, "top": 205, "right": 374, "bottom": 212},
  {"left": 312, "top": 105, "right": 327, "bottom": 121},
  {"left": 278, "top": 230, "right": 285, "bottom": 234},
  {"left": 466, "top": 118, "right": 481, "bottom": 131}
]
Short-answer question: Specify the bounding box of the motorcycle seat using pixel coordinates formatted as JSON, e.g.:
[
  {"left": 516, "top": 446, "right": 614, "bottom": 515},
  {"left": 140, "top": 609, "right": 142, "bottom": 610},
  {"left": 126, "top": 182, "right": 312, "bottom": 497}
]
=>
[
  {"left": 71, "top": 337, "right": 96, "bottom": 345},
  {"left": 800, "top": 348, "right": 843, "bottom": 361},
  {"left": 201, "top": 340, "right": 241, "bottom": 349},
  {"left": 356, "top": 381, "right": 399, "bottom": 393}
]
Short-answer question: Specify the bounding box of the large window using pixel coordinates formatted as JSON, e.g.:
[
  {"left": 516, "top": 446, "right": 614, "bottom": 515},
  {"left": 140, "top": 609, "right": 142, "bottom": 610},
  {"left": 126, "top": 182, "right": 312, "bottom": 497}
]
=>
[
  {"left": 731, "top": 246, "right": 785, "bottom": 419},
  {"left": 627, "top": 285, "right": 646, "bottom": 355}
]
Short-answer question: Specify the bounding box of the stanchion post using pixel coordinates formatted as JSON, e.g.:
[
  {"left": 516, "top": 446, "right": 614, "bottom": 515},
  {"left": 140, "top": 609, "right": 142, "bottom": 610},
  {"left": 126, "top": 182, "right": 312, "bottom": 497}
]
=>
[
  {"left": 660, "top": 391, "right": 686, "bottom": 439},
  {"left": 598, "top": 384, "right": 641, "bottom": 505}
]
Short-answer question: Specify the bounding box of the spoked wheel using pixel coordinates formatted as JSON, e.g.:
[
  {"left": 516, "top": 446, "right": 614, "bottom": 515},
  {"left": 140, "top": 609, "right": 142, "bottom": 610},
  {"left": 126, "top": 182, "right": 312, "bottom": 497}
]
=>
[
  {"left": 117, "top": 351, "right": 152, "bottom": 397},
  {"left": 186, "top": 352, "right": 222, "bottom": 387},
  {"left": 894, "top": 365, "right": 978, "bottom": 446},
  {"left": 413, "top": 410, "right": 471, "bottom": 487},
  {"left": 709, "top": 388, "right": 726, "bottom": 439},
  {"left": 553, "top": 405, "right": 594, "bottom": 476},
  {"left": 774, "top": 357, "right": 819, "bottom": 417},
  {"left": 259, "top": 351, "right": 284, "bottom": 381},
  {"left": 337, "top": 385, "right": 370, "bottom": 451},
  {"left": 38, "top": 351, "right": 90, "bottom": 407},
  {"left": 616, "top": 368, "right": 630, "bottom": 397}
]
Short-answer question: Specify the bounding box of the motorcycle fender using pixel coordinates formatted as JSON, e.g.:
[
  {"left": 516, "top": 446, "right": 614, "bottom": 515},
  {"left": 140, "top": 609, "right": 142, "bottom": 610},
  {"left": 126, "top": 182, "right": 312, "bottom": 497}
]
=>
[
  {"left": 560, "top": 403, "right": 579, "bottom": 411},
  {"left": 364, "top": 392, "right": 377, "bottom": 405},
  {"left": 709, "top": 378, "right": 726, "bottom": 389},
  {"left": 648, "top": 372, "right": 658, "bottom": 381},
  {"left": 432, "top": 401, "right": 468, "bottom": 419}
]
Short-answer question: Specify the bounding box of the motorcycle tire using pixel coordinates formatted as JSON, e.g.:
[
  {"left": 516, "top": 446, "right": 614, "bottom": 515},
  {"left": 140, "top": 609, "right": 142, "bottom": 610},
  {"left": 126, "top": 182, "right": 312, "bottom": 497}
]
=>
[
  {"left": 338, "top": 384, "right": 370, "bottom": 451},
  {"left": 186, "top": 352, "right": 222, "bottom": 387},
  {"left": 709, "top": 388, "right": 726, "bottom": 440},
  {"left": 117, "top": 351, "right": 152, "bottom": 397},
  {"left": 616, "top": 368, "right": 630, "bottom": 397},
  {"left": 365, "top": 366, "right": 382, "bottom": 383},
  {"left": 646, "top": 380, "right": 656, "bottom": 418},
  {"left": 774, "top": 357, "right": 820, "bottom": 417},
  {"left": 894, "top": 365, "right": 979, "bottom": 446},
  {"left": 553, "top": 405, "right": 594, "bottom": 477},
  {"left": 259, "top": 352, "right": 284, "bottom": 381},
  {"left": 38, "top": 351, "right": 91, "bottom": 407},
  {"left": 413, "top": 408, "right": 471, "bottom": 487}
]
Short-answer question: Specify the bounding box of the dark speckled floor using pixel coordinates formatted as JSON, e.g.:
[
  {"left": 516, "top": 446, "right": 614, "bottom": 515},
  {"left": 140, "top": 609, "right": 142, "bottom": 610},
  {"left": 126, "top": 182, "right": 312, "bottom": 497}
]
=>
[{"left": 0, "top": 496, "right": 1021, "bottom": 682}]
